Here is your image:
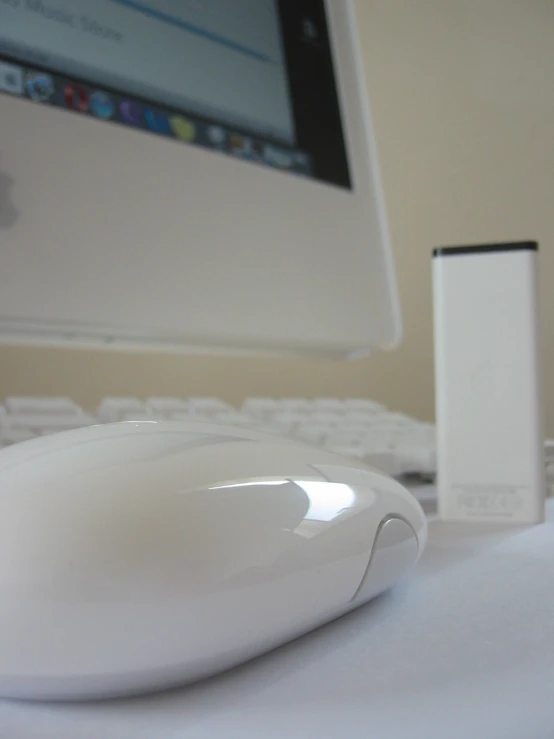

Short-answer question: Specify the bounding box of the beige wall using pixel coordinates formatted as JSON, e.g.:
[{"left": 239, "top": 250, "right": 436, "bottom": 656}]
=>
[
  {"left": 356, "top": 0, "right": 554, "bottom": 433},
  {"left": 0, "top": 0, "right": 553, "bottom": 431}
]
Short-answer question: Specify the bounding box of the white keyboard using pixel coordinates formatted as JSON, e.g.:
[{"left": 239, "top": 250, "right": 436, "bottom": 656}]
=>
[{"left": 0, "top": 396, "right": 552, "bottom": 500}]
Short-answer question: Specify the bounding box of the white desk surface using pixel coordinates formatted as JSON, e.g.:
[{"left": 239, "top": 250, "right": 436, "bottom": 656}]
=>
[{"left": 2, "top": 495, "right": 554, "bottom": 739}]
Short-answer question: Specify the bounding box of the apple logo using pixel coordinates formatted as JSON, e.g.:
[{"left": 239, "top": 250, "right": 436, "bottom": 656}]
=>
[{"left": 0, "top": 167, "right": 18, "bottom": 229}]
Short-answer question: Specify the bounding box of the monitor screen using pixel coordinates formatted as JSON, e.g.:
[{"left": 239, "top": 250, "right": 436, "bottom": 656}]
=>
[{"left": 0, "top": 0, "right": 351, "bottom": 188}]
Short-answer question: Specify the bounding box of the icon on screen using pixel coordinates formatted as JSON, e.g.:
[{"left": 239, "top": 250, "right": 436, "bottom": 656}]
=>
[
  {"left": 119, "top": 100, "right": 143, "bottom": 126},
  {"left": 264, "top": 145, "right": 294, "bottom": 170},
  {"left": 229, "top": 134, "right": 252, "bottom": 158},
  {"left": 144, "top": 108, "right": 170, "bottom": 134},
  {"left": 294, "top": 151, "right": 311, "bottom": 173},
  {"left": 0, "top": 61, "right": 23, "bottom": 96},
  {"left": 90, "top": 91, "right": 114, "bottom": 119},
  {"left": 251, "top": 140, "right": 264, "bottom": 161},
  {"left": 170, "top": 116, "right": 196, "bottom": 142},
  {"left": 25, "top": 71, "right": 53, "bottom": 102},
  {"left": 64, "top": 84, "right": 89, "bottom": 113},
  {"left": 207, "top": 125, "right": 226, "bottom": 147}
]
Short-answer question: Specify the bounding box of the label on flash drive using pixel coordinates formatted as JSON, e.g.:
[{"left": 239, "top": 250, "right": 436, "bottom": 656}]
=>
[{"left": 451, "top": 484, "right": 527, "bottom": 518}]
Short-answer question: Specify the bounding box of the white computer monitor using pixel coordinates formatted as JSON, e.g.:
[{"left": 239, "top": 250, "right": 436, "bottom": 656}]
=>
[{"left": 0, "top": 0, "right": 401, "bottom": 359}]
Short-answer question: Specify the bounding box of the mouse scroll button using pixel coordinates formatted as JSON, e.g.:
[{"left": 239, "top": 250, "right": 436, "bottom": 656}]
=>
[{"left": 352, "top": 517, "right": 418, "bottom": 604}]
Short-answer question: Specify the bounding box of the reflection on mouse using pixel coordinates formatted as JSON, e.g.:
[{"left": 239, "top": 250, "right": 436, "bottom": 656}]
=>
[{"left": 0, "top": 421, "right": 426, "bottom": 701}]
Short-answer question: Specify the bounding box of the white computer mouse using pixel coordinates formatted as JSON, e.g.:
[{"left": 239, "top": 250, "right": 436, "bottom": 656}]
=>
[{"left": 0, "top": 421, "right": 426, "bottom": 701}]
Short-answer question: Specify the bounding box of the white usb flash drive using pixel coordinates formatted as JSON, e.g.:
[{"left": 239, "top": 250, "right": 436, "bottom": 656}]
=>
[{"left": 433, "top": 242, "right": 546, "bottom": 524}]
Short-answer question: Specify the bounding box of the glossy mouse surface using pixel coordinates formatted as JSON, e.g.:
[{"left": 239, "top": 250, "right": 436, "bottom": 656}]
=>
[{"left": 0, "top": 421, "right": 426, "bottom": 700}]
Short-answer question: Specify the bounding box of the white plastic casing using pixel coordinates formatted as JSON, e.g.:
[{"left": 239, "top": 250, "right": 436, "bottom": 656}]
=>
[
  {"left": 0, "top": 421, "right": 426, "bottom": 700},
  {"left": 433, "top": 242, "right": 546, "bottom": 524}
]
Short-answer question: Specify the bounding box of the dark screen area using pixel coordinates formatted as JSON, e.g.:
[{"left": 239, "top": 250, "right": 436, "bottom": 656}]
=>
[{"left": 278, "top": 0, "right": 351, "bottom": 189}]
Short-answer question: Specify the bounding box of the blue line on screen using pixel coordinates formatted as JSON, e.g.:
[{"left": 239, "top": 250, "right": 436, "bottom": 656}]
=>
[{"left": 107, "top": 0, "right": 275, "bottom": 63}]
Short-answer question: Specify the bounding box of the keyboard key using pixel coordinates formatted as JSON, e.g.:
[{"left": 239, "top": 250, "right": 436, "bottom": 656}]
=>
[
  {"left": 186, "top": 398, "right": 234, "bottom": 416},
  {"left": 313, "top": 398, "right": 346, "bottom": 413},
  {"left": 344, "top": 399, "right": 385, "bottom": 413},
  {"left": 271, "top": 411, "right": 308, "bottom": 436},
  {"left": 145, "top": 398, "right": 188, "bottom": 416},
  {"left": 97, "top": 398, "right": 146, "bottom": 422},
  {"left": 4, "top": 397, "right": 83, "bottom": 415},
  {"left": 308, "top": 411, "right": 341, "bottom": 426},
  {"left": 121, "top": 413, "right": 161, "bottom": 422},
  {"left": 1, "top": 414, "right": 96, "bottom": 431},
  {"left": 213, "top": 412, "right": 257, "bottom": 427},
  {"left": 169, "top": 412, "right": 211, "bottom": 423},
  {"left": 276, "top": 399, "right": 314, "bottom": 413},
  {"left": 325, "top": 443, "right": 366, "bottom": 460},
  {"left": 295, "top": 424, "right": 330, "bottom": 446},
  {"left": 240, "top": 398, "right": 278, "bottom": 418}
]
